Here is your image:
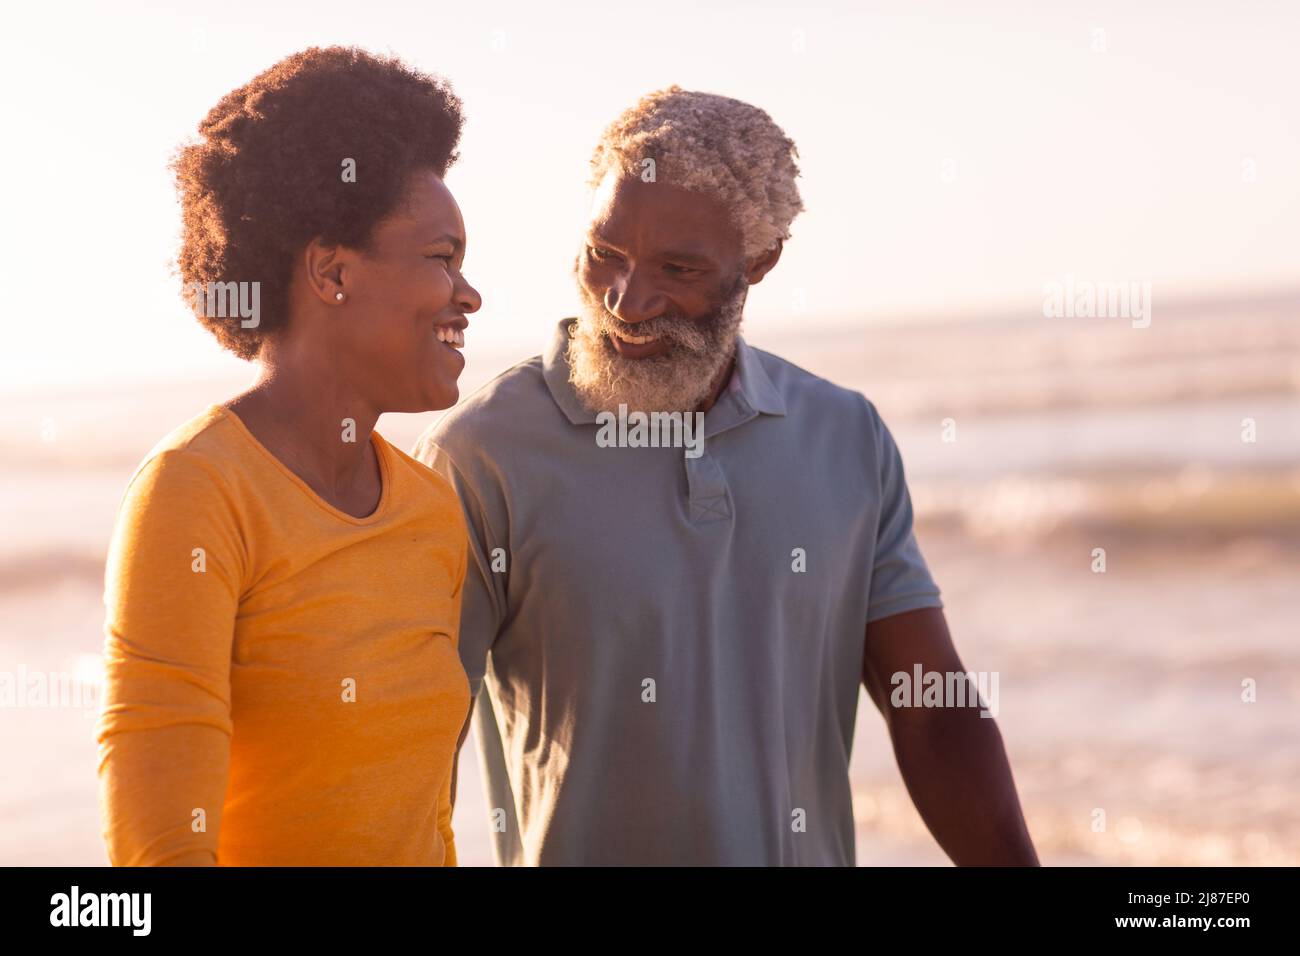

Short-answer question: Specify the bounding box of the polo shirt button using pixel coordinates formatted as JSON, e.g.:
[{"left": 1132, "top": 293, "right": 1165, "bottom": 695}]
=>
[{"left": 685, "top": 454, "right": 732, "bottom": 524}]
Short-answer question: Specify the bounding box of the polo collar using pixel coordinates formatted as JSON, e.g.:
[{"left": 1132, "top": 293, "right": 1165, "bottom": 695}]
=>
[{"left": 542, "top": 318, "right": 787, "bottom": 426}]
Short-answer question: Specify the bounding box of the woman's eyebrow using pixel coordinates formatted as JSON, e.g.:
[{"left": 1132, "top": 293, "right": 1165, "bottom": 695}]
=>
[{"left": 427, "top": 234, "right": 464, "bottom": 254}]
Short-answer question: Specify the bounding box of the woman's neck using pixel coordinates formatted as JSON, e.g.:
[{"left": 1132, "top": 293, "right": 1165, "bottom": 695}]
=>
[{"left": 225, "top": 354, "right": 384, "bottom": 515}]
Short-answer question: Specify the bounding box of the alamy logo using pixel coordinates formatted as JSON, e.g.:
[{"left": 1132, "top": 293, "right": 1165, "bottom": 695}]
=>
[
  {"left": 49, "top": 886, "right": 151, "bottom": 936},
  {"left": 595, "top": 404, "right": 705, "bottom": 459},
  {"left": 186, "top": 281, "right": 261, "bottom": 328},
  {"left": 890, "top": 666, "right": 999, "bottom": 718},
  {"left": 1042, "top": 274, "right": 1151, "bottom": 328},
  {"left": 0, "top": 664, "right": 100, "bottom": 715}
]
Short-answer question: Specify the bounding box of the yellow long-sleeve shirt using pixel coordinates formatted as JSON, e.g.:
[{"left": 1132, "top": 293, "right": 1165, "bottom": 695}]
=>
[{"left": 96, "top": 404, "right": 470, "bottom": 866}]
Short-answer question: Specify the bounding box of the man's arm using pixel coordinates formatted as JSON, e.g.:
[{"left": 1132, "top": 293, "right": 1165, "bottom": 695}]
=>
[{"left": 862, "top": 607, "right": 1039, "bottom": 865}]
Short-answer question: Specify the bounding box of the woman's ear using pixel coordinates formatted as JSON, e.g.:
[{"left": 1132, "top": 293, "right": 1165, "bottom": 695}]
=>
[
  {"left": 744, "top": 239, "right": 783, "bottom": 285},
  {"left": 303, "top": 236, "right": 347, "bottom": 305}
]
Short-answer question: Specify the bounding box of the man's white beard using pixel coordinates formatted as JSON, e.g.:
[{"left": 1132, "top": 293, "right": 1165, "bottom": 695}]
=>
[{"left": 568, "top": 273, "right": 749, "bottom": 415}]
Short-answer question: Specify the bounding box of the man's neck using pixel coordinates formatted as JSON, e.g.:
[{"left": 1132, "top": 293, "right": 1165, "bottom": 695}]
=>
[{"left": 696, "top": 347, "right": 738, "bottom": 414}]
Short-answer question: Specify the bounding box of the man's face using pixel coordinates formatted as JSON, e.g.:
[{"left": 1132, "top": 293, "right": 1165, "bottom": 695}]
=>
[{"left": 570, "top": 170, "right": 750, "bottom": 413}]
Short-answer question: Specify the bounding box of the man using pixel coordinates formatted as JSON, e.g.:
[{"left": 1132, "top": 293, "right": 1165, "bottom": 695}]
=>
[{"left": 414, "top": 86, "right": 1038, "bottom": 866}]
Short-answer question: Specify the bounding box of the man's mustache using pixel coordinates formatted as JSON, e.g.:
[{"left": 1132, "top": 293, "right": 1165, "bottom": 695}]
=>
[
  {"left": 577, "top": 281, "right": 746, "bottom": 354},
  {"left": 595, "top": 311, "right": 711, "bottom": 352}
]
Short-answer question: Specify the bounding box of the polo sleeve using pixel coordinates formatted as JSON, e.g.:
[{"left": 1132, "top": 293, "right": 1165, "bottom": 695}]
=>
[
  {"left": 411, "top": 435, "right": 507, "bottom": 699},
  {"left": 865, "top": 401, "right": 944, "bottom": 623},
  {"left": 96, "top": 449, "right": 242, "bottom": 866}
]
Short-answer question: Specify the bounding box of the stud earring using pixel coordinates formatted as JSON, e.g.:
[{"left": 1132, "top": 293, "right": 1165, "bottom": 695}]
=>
[{"left": 335, "top": 292, "right": 344, "bottom": 302}]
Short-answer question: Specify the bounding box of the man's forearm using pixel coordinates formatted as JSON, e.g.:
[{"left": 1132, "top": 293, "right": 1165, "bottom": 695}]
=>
[{"left": 888, "top": 707, "right": 1039, "bottom": 865}]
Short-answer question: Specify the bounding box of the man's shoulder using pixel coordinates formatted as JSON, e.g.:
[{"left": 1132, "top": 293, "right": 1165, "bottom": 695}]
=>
[
  {"left": 454, "top": 352, "right": 550, "bottom": 417},
  {"left": 747, "top": 343, "right": 880, "bottom": 424},
  {"left": 413, "top": 354, "right": 555, "bottom": 462}
]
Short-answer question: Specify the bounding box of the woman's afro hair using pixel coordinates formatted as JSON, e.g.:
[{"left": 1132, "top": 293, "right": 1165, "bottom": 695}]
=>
[{"left": 172, "top": 46, "right": 464, "bottom": 359}]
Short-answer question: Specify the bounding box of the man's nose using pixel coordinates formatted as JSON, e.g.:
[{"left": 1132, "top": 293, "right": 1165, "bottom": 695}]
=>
[{"left": 606, "top": 270, "right": 665, "bottom": 324}]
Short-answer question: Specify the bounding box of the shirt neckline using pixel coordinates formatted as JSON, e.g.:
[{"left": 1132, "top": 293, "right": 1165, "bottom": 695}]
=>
[{"left": 213, "top": 404, "right": 393, "bottom": 525}]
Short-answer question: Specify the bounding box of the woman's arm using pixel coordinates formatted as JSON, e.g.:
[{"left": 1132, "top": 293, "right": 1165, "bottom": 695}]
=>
[
  {"left": 97, "top": 449, "right": 243, "bottom": 866},
  {"left": 436, "top": 763, "right": 458, "bottom": 867}
]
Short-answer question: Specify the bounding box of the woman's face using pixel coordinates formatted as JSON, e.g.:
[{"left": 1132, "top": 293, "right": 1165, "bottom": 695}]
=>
[{"left": 335, "top": 170, "right": 481, "bottom": 412}]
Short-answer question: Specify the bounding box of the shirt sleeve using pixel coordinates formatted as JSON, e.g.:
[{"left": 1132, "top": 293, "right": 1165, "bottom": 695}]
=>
[
  {"left": 411, "top": 435, "right": 507, "bottom": 699},
  {"left": 414, "top": 430, "right": 525, "bottom": 864},
  {"left": 865, "top": 401, "right": 944, "bottom": 623},
  {"left": 96, "top": 449, "right": 243, "bottom": 866},
  {"left": 436, "top": 761, "right": 457, "bottom": 867}
]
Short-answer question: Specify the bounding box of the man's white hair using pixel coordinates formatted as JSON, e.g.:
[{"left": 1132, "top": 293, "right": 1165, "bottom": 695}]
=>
[{"left": 587, "top": 85, "right": 804, "bottom": 259}]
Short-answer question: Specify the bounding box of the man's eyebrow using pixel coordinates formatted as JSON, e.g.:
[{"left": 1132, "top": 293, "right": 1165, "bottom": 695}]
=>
[
  {"left": 659, "top": 249, "right": 713, "bottom": 267},
  {"left": 587, "top": 234, "right": 714, "bottom": 267}
]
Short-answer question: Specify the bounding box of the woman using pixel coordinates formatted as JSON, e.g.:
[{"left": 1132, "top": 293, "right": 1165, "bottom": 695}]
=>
[{"left": 96, "top": 46, "right": 480, "bottom": 865}]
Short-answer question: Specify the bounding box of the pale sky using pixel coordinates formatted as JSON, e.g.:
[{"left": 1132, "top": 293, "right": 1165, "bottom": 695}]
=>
[{"left": 2, "top": 0, "right": 1297, "bottom": 390}]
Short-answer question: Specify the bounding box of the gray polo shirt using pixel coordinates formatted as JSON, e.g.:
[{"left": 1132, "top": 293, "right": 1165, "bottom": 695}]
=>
[{"left": 413, "top": 318, "right": 943, "bottom": 866}]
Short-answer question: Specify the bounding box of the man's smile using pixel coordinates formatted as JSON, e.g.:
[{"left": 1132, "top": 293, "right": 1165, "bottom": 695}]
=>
[{"left": 607, "top": 330, "right": 668, "bottom": 359}]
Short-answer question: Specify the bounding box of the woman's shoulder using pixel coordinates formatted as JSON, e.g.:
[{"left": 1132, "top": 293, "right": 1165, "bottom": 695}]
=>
[
  {"left": 124, "top": 405, "right": 247, "bottom": 502},
  {"left": 109, "top": 407, "right": 252, "bottom": 578}
]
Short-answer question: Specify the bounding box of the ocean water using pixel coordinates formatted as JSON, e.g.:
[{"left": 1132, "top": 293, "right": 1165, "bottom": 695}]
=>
[{"left": 1, "top": 293, "right": 1296, "bottom": 865}]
